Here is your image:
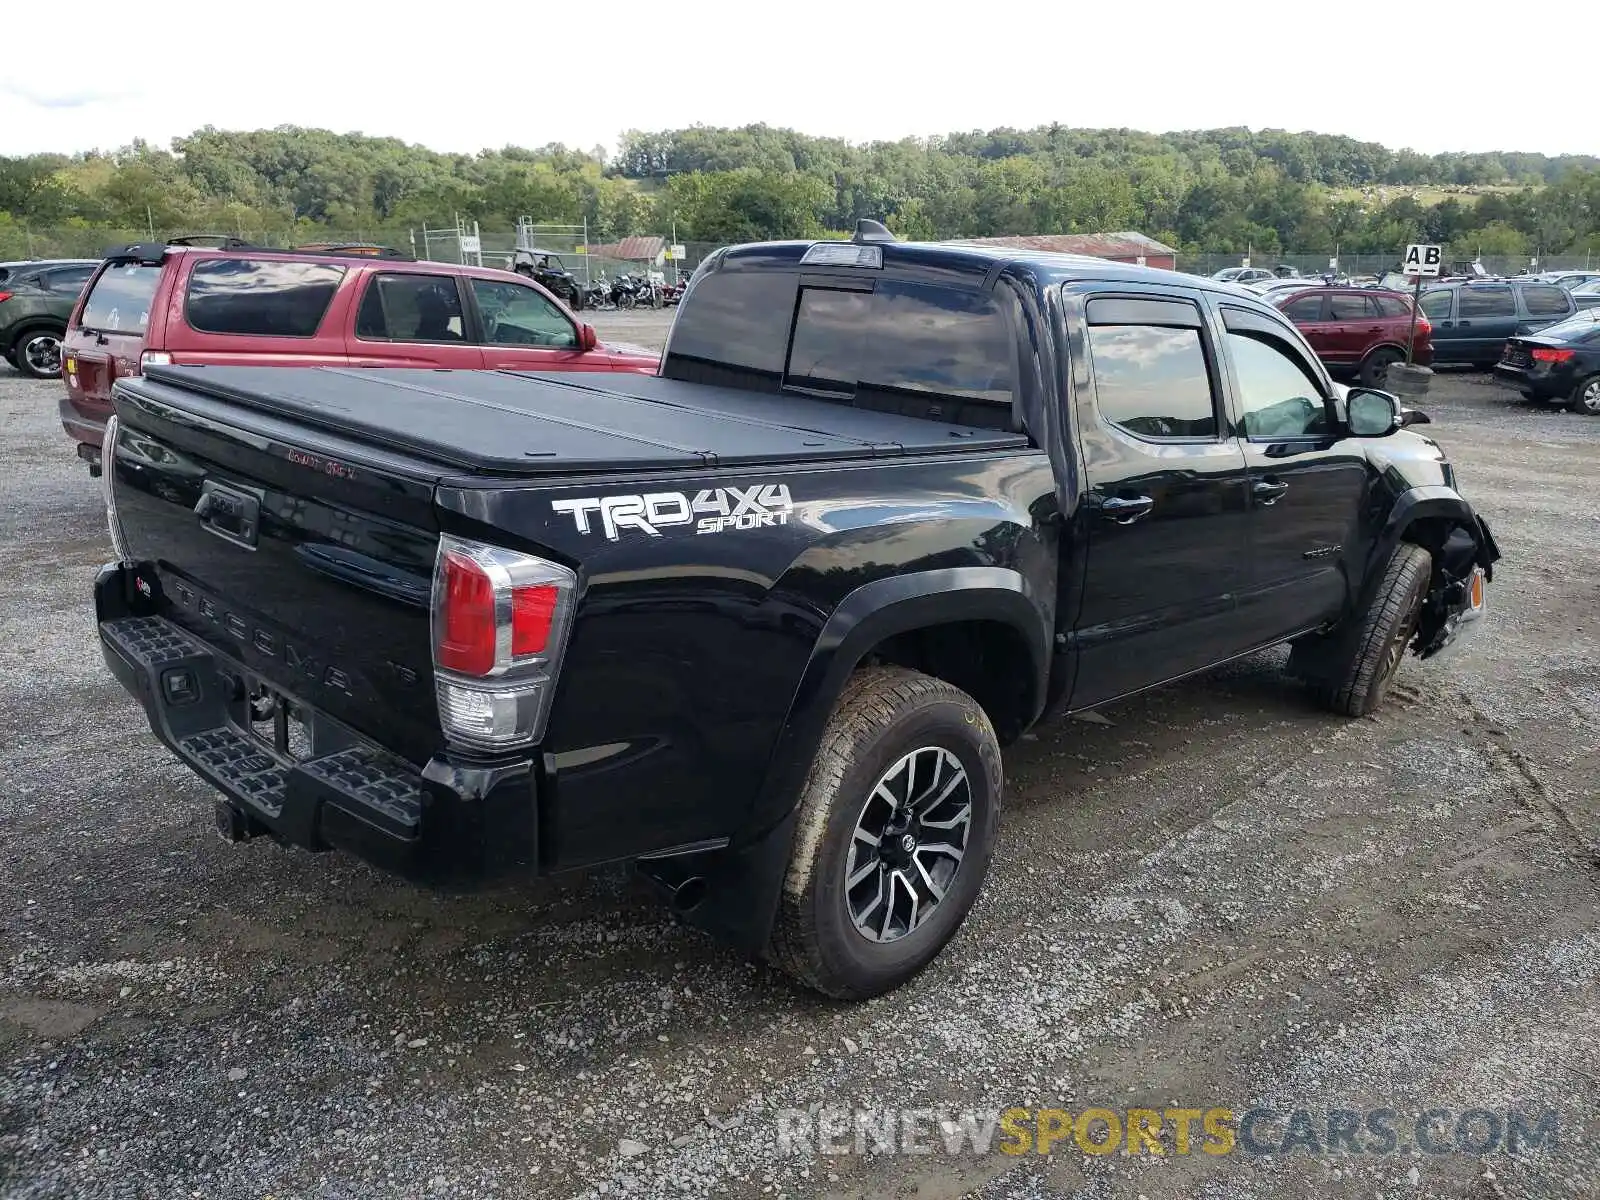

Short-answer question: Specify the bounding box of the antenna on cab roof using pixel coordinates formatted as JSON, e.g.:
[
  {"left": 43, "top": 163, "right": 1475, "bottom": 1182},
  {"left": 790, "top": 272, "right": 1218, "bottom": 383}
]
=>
[{"left": 852, "top": 219, "right": 896, "bottom": 245}]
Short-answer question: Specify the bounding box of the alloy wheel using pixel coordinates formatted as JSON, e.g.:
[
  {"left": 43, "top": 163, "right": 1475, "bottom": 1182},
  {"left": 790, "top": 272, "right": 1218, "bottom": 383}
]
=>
[
  {"left": 845, "top": 746, "right": 973, "bottom": 944},
  {"left": 22, "top": 333, "right": 62, "bottom": 377}
]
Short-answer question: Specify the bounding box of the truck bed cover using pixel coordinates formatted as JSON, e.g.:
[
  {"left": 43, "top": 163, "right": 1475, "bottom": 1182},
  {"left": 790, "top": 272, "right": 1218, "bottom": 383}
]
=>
[{"left": 132, "top": 365, "right": 1031, "bottom": 476}]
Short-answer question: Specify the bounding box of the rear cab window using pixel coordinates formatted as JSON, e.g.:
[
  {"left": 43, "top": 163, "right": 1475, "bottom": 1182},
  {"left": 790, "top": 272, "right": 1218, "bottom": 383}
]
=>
[
  {"left": 184, "top": 257, "right": 347, "bottom": 337},
  {"left": 78, "top": 263, "right": 164, "bottom": 335},
  {"left": 663, "top": 262, "right": 1017, "bottom": 427}
]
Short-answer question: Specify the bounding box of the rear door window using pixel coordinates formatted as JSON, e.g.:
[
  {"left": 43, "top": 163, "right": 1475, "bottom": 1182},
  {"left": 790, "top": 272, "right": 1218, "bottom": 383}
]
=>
[
  {"left": 1457, "top": 287, "right": 1516, "bottom": 318},
  {"left": 1420, "top": 290, "right": 1453, "bottom": 320},
  {"left": 78, "top": 263, "right": 163, "bottom": 334},
  {"left": 184, "top": 258, "right": 346, "bottom": 337},
  {"left": 1279, "top": 293, "right": 1327, "bottom": 321},
  {"left": 356, "top": 273, "right": 468, "bottom": 342},
  {"left": 1521, "top": 284, "right": 1572, "bottom": 316},
  {"left": 1084, "top": 298, "right": 1218, "bottom": 441},
  {"left": 1328, "top": 294, "right": 1375, "bottom": 320}
]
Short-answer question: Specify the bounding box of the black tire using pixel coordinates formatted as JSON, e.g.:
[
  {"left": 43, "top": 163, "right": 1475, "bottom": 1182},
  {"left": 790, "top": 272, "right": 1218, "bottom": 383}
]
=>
[
  {"left": 1305, "top": 543, "right": 1433, "bottom": 718},
  {"left": 1567, "top": 374, "right": 1600, "bottom": 416},
  {"left": 767, "top": 666, "right": 1003, "bottom": 1000},
  {"left": 13, "top": 326, "right": 65, "bottom": 379},
  {"left": 1359, "top": 346, "right": 1404, "bottom": 389}
]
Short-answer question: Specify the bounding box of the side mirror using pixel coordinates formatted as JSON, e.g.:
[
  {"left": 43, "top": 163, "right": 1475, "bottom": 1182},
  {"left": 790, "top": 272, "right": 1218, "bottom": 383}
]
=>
[
  {"left": 578, "top": 322, "right": 597, "bottom": 352},
  {"left": 1345, "top": 387, "right": 1402, "bottom": 437}
]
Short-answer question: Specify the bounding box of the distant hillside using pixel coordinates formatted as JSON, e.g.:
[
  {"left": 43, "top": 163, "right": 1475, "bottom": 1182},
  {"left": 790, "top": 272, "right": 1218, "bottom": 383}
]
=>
[{"left": 2, "top": 123, "right": 1597, "bottom": 260}]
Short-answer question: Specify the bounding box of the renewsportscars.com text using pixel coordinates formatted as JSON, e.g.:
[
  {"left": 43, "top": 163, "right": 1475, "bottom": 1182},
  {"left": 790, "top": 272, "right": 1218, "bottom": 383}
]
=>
[{"left": 773, "top": 1105, "right": 1560, "bottom": 1158}]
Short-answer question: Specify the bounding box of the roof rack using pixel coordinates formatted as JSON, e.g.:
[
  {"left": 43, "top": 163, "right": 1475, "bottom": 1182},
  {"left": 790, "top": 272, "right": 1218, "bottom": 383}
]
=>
[
  {"left": 101, "top": 240, "right": 417, "bottom": 265},
  {"left": 166, "top": 234, "right": 256, "bottom": 248},
  {"left": 291, "top": 242, "right": 414, "bottom": 260}
]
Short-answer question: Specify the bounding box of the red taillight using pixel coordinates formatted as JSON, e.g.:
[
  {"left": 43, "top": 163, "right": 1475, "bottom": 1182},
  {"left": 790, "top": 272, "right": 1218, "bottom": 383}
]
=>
[
  {"left": 1531, "top": 347, "right": 1575, "bottom": 364},
  {"left": 437, "top": 551, "right": 497, "bottom": 676},
  {"left": 1415, "top": 315, "right": 1431, "bottom": 335},
  {"left": 512, "top": 585, "right": 558, "bottom": 656},
  {"left": 429, "top": 535, "right": 577, "bottom": 752},
  {"left": 0, "top": 292, "right": 12, "bottom": 304}
]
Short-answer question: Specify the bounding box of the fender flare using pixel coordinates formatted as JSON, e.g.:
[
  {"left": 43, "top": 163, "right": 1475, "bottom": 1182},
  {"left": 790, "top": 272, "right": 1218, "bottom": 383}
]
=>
[
  {"left": 1362, "top": 485, "right": 1499, "bottom": 609},
  {"left": 745, "top": 565, "right": 1049, "bottom": 842},
  {"left": 676, "top": 566, "right": 1048, "bottom": 956}
]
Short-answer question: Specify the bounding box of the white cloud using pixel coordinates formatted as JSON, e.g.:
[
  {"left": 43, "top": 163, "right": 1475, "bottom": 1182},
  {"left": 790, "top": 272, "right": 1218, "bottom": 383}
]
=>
[{"left": 0, "top": 0, "right": 1590, "bottom": 159}]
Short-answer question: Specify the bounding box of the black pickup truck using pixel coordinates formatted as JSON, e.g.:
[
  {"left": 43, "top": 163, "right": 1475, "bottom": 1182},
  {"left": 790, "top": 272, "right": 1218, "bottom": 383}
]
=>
[{"left": 94, "top": 222, "right": 1499, "bottom": 999}]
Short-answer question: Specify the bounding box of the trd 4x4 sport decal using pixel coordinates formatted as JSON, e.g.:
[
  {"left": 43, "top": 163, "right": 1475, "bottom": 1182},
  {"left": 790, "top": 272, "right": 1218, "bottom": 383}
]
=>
[{"left": 551, "top": 484, "right": 794, "bottom": 541}]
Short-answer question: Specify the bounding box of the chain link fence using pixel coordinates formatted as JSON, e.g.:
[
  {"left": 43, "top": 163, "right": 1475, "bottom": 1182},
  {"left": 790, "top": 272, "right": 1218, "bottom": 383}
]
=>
[{"left": 6, "top": 224, "right": 1594, "bottom": 283}]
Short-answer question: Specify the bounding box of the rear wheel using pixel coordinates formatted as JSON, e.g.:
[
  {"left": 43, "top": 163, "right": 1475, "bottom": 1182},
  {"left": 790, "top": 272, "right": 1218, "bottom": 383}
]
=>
[
  {"left": 14, "top": 327, "right": 64, "bottom": 379},
  {"left": 1359, "top": 346, "right": 1404, "bottom": 389},
  {"left": 767, "top": 667, "right": 1003, "bottom": 1000},
  {"left": 1568, "top": 375, "right": 1600, "bottom": 415}
]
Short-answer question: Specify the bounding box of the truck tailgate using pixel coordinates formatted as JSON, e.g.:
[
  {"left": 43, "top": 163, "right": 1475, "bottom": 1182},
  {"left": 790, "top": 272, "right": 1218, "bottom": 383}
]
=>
[{"left": 107, "top": 374, "right": 447, "bottom": 762}]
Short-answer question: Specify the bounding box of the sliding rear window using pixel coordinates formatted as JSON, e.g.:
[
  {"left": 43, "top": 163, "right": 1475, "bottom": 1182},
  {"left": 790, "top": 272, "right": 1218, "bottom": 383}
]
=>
[
  {"left": 78, "top": 263, "right": 163, "bottom": 335},
  {"left": 184, "top": 258, "right": 347, "bottom": 338}
]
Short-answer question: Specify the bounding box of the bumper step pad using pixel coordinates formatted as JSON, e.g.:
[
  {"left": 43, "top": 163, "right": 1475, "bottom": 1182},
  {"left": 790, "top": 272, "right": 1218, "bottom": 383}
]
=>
[{"left": 101, "top": 614, "right": 423, "bottom": 846}]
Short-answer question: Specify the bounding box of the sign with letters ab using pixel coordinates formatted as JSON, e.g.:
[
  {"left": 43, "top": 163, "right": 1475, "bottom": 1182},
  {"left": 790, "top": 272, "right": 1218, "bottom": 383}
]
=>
[{"left": 1403, "top": 244, "right": 1443, "bottom": 277}]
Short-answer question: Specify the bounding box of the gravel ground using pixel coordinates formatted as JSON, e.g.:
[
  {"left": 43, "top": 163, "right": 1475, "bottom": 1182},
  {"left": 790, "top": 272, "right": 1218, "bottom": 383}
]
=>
[{"left": 1, "top": 322, "right": 1597, "bottom": 1200}]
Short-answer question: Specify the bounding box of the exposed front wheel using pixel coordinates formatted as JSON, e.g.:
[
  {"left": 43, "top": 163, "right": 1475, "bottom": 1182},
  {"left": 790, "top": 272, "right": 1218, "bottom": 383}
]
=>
[
  {"left": 15, "top": 329, "right": 64, "bottom": 379},
  {"left": 1300, "top": 543, "right": 1433, "bottom": 718},
  {"left": 767, "top": 667, "right": 1003, "bottom": 1000},
  {"left": 1359, "top": 346, "right": 1404, "bottom": 389},
  {"left": 1568, "top": 375, "right": 1600, "bottom": 415}
]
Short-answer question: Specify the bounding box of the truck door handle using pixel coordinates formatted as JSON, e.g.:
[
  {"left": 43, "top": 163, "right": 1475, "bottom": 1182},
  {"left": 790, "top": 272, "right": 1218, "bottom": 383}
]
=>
[
  {"left": 1253, "top": 479, "right": 1289, "bottom": 505},
  {"left": 1099, "top": 494, "right": 1154, "bottom": 524}
]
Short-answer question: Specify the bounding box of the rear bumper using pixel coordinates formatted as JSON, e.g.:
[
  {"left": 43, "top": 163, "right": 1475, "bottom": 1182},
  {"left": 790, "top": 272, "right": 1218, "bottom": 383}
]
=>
[
  {"left": 95, "top": 563, "right": 540, "bottom": 883},
  {"left": 60, "top": 394, "right": 107, "bottom": 446},
  {"left": 1491, "top": 361, "right": 1572, "bottom": 401}
]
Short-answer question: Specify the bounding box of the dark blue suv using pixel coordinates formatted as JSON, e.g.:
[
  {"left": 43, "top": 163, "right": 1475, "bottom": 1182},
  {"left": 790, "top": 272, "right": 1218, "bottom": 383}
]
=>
[{"left": 1418, "top": 279, "right": 1575, "bottom": 367}]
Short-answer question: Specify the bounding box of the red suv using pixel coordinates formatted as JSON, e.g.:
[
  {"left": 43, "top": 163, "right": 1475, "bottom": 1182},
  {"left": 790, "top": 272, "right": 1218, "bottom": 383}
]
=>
[
  {"left": 1270, "top": 287, "right": 1432, "bottom": 388},
  {"left": 60, "top": 243, "right": 660, "bottom": 473}
]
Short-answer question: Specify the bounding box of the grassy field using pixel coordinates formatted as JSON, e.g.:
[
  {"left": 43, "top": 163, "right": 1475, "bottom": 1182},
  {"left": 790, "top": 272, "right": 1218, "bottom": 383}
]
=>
[{"left": 1326, "top": 183, "right": 1531, "bottom": 207}]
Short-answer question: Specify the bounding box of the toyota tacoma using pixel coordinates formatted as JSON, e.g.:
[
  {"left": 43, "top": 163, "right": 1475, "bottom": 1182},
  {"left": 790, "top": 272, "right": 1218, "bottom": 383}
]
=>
[{"left": 93, "top": 222, "right": 1500, "bottom": 999}]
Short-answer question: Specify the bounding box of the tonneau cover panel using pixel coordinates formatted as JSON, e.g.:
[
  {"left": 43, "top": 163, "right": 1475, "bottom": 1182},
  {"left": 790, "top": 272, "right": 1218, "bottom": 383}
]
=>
[{"left": 137, "top": 364, "right": 1030, "bottom": 476}]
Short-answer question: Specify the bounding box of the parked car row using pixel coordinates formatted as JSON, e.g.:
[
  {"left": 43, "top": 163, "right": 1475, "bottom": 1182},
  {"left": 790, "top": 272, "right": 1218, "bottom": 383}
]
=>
[{"left": 55, "top": 239, "right": 661, "bottom": 473}]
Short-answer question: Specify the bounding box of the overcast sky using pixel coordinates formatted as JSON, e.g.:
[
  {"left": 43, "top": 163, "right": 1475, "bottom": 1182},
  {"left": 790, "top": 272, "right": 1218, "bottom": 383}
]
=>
[{"left": 2, "top": 0, "right": 1589, "bottom": 161}]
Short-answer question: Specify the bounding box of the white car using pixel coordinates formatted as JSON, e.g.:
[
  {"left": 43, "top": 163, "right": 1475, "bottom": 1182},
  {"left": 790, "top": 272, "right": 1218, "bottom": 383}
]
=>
[{"left": 1210, "top": 266, "right": 1276, "bottom": 285}]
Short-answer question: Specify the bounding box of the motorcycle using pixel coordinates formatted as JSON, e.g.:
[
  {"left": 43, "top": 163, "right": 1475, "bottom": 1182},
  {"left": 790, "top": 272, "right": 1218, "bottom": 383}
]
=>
[
  {"left": 633, "top": 273, "right": 665, "bottom": 309},
  {"left": 582, "top": 274, "right": 612, "bottom": 310},
  {"left": 610, "top": 274, "right": 640, "bottom": 310}
]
